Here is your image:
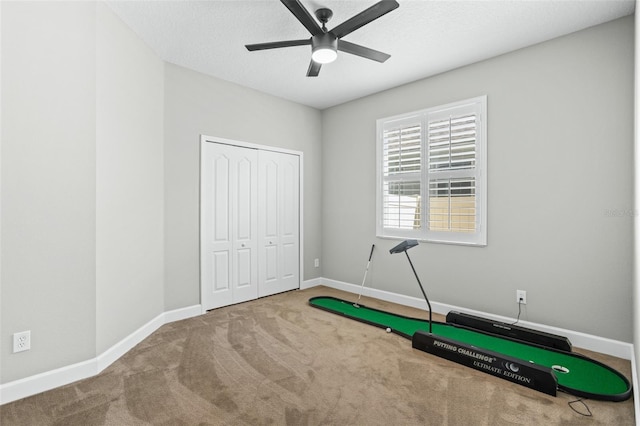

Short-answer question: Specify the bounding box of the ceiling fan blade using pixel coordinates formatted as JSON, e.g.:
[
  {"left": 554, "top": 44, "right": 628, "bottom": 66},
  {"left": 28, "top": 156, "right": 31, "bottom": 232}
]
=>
[
  {"left": 281, "top": 0, "right": 323, "bottom": 36},
  {"left": 331, "top": 0, "right": 399, "bottom": 39},
  {"left": 338, "top": 40, "right": 391, "bottom": 63},
  {"left": 307, "top": 60, "right": 322, "bottom": 77},
  {"left": 245, "top": 39, "right": 310, "bottom": 51}
]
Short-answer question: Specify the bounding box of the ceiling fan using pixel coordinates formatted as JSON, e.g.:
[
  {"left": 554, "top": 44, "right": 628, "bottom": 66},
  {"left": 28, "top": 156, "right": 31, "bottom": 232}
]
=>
[{"left": 245, "top": 0, "right": 400, "bottom": 77}]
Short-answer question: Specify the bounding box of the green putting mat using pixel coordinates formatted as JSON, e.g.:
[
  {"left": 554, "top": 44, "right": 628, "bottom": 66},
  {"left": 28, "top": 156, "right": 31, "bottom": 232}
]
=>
[{"left": 309, "top": 296, "right": 631, "bottom": 401}]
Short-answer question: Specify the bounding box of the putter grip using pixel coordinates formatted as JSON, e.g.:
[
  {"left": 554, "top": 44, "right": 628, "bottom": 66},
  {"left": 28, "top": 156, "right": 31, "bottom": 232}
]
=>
[{"left": 368, "top": 244, "right": 375, "bottom": 261}]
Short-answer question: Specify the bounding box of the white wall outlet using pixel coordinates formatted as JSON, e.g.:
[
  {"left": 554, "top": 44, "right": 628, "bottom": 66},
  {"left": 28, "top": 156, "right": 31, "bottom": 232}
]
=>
[
  {"left": 314, "top": 258, "right": 320, "bottom": 268},
  {"left": 516, "top": 290, "right": 527, "bottom": 305},
  {"left": 13, "top": 330, "right": 31, "bottom": 353}
]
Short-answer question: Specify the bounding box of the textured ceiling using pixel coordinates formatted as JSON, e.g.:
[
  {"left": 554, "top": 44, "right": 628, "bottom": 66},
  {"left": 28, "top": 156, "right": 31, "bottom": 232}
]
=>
[{"left": 106, "top": 0, "right": 635, "bottom": 110}]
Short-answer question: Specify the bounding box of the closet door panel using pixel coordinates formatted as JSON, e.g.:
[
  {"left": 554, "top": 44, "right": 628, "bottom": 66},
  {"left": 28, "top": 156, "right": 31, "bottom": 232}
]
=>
[
  {"left": 202, "top": 143, "right": 258, "bottom": 309},
  {"left": 277, "top": 154, "right": 300, "bottom": 293},
  {"left": 202, "top": 146, "right": 232, "bottom": 309},
  {"left": 258, "top": 150, "right": 299, "bottom": 297},
  {"left": 258, "top": 156, "right": 279, "bottom": 297},
  {"left": 230, "top": 150, "right": 258, "bottom": 304}
]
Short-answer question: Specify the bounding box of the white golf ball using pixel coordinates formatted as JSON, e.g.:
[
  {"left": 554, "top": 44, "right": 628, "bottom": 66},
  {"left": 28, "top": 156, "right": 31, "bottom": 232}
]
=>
[{"left": 386, "top": 327, "right": 391, "bottom": 333}]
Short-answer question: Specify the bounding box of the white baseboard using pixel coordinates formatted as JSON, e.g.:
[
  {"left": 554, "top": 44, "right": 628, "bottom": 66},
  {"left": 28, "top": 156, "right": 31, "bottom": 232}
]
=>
[
  {"left": 0, "top": 358, "right": 97, "bottom": 408},
  {"left": 317, "top": 277, "right": 634, "bottom": 361},
  {"left": 164, "top": 304, "right": 202, "bottom": 324},
  {"left": 96, "top": 313, "right": 165, "bottom": 372},
  {"left": 0, "top": 304, "right": 202, "bottom": 405},
  {"left": 301, "top": 277, "right": 322, "bottom": 289}
]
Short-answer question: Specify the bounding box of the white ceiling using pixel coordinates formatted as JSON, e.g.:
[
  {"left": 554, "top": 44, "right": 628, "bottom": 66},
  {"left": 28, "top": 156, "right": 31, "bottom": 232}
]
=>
[{"left": 106, "top": 0, "right": 635, "bottom": 110}]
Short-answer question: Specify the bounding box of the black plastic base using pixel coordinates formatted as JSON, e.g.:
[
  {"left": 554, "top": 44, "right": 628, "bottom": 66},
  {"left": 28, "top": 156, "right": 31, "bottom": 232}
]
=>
[
  {"left": 412, "top": 331, "right": 558, "bottom": 397},
  {"left": 446, "top": 311, "right": 572, "bottom": 352}
]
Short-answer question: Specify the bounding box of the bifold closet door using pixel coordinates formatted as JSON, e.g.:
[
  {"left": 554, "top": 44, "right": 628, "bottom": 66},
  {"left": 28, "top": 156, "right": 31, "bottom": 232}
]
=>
[
  {"left": 201, "top": 142, "right": 258, "bottom": 310},
  {"left": 258, "top": 150, "right": 300, "bottom": 297}
]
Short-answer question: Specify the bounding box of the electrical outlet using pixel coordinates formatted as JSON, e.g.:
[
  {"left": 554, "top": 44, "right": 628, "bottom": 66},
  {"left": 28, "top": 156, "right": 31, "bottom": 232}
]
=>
[
  {"left": 13, "top": 331, "right": 31, "bottom": 353},
  {"left": 314, "top": 258, "right": 320, "bottom": 268},
  {"left": 516, "top": 290, "right": 527, "bottom": 305}
]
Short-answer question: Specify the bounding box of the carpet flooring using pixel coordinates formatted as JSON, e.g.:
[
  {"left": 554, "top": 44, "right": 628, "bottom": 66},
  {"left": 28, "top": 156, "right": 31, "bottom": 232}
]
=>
[{"left": 0, "top": 285, "right": 635, "bottom": 425}]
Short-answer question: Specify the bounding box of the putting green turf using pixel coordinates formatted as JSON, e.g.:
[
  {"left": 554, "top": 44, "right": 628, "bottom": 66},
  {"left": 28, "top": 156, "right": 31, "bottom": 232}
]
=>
[{"left": 310, "top": 296, "right": 631, "bottom": 401}]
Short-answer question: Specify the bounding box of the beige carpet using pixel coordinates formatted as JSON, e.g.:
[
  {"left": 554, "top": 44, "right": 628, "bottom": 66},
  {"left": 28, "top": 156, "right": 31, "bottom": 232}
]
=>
[{"left": 0, "top": 286, "right": 634, "bottom": 425}]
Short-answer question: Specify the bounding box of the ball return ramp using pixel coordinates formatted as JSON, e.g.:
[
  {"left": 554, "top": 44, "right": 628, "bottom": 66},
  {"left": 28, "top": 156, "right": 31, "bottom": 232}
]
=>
[{"left": 308, "top": 241, "right": 631, "bottom": 402}]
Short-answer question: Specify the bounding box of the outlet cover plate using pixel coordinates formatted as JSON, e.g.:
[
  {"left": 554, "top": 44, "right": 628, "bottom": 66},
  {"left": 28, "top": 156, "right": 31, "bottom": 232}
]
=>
[
  {"left": 13, "top": 331, "right": 31, "bottom": 353},
  {"left": 516, "top": 290, "right": 527, "bottom": 305}
]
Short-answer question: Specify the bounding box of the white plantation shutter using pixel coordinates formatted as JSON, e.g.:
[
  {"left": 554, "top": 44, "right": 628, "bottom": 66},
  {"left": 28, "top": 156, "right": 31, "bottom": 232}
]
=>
[
  {"left": 380, "top": 116, "right": 423, "bottom": 234},
  {"left": 383, "top": 124, "right": 421, "bottom": 175},
  {"left": 428, "top": 114, "right": 476, "bottom": 171},
  {"left": 377, "top": 96, "right": 486, "bottom": 246},
  {"left": 426, "top": 102, "right": 482, "bottom": 241},
  {"left": 428, "top": 178, "right": 476, "bottom": 233},
  {"left": 382, "top": 180, "right": 421, "bottom": 229}
]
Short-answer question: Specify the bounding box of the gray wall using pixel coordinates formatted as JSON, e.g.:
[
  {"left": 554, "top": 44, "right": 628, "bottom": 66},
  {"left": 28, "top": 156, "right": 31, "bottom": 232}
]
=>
[
  {"left": 163, "top": 63, "right": 323, "bottom": 311},
  {"left": 321, "top": 16, "right": 634, "bottom": 342},
  {"left": 95, "top": 3, "right": 165, "bottom": 354},
  {"left": 1, "top": 2, "right": 166, "bottom": 382},
  {"left": 1, "top": 1, "right": 97, "bottom": 383}
]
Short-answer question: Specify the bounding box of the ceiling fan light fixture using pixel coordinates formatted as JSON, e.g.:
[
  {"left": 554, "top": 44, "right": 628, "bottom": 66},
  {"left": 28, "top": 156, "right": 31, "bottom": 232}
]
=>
[
  {"left": 312, "top": 47, "right": 337, "bottom": 64},
  {"left": 311, "top": 33, "right": 338, "bottom": 64}
]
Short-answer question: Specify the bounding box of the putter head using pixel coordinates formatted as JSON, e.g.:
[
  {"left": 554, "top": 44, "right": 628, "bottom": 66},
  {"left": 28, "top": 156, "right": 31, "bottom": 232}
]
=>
[{"left": 389, "top": 239, "right": 419, "bottom": 254}]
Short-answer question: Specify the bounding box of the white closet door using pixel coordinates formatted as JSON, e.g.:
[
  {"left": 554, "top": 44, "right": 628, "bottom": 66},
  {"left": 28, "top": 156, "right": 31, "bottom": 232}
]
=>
[
  {"left": 201, "top": 142, "right": 258, "bottom": 310},
  {"left": 258, "top": 150, "right": 300, "bottom": 297}
]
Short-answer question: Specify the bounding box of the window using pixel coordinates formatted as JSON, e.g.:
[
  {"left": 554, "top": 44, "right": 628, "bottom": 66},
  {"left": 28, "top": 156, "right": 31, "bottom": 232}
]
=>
[{"left": 377, "top": 96, "right": 487, "bottom": 246}]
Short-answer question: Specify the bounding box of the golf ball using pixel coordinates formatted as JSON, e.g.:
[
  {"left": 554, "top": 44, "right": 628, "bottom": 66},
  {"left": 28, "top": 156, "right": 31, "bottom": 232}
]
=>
[{"left": 386, "top": 327, "right": 391, "bottom": 333}]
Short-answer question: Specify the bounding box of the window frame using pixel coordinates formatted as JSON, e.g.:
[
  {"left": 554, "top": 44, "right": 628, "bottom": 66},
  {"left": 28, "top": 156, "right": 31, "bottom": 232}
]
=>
[{"left": 376, "top": 96, "right": 487, "bottom": 246}]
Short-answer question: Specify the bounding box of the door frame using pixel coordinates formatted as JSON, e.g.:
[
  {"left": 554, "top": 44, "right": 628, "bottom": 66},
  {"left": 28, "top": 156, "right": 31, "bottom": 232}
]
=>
[{"left": 200, "top": 135, "right": 304, "bottom": 313}]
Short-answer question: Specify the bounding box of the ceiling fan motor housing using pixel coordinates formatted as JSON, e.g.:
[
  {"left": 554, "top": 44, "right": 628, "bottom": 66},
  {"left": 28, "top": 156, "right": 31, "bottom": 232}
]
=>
[{"left": 311, "top": 32, "right": 338, "bottom": 63}]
